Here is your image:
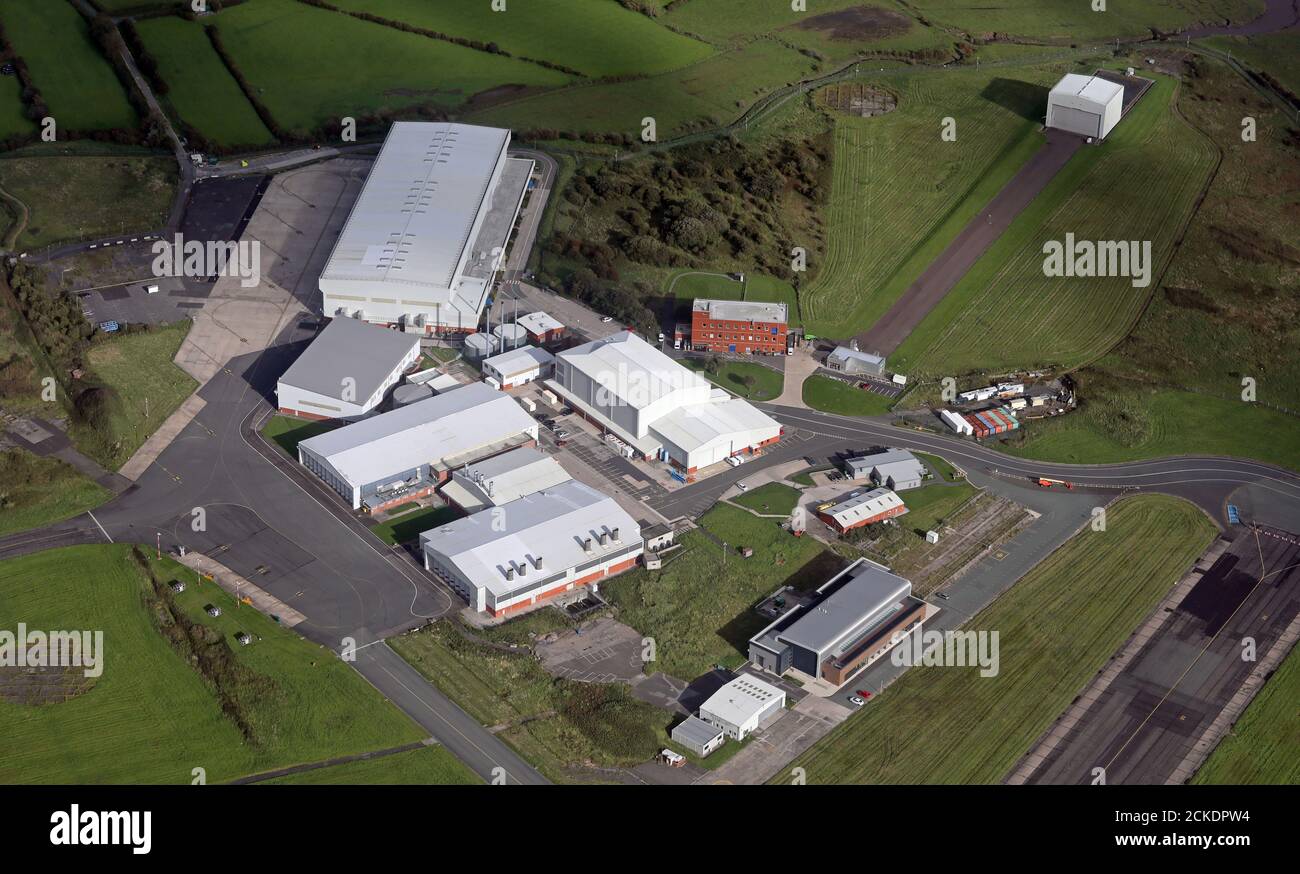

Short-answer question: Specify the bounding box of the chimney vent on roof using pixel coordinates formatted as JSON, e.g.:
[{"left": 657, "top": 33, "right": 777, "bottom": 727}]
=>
[
  {"left": 612, "top": 527, "right": 621, "bottom": 543},
  {"left": 505, "top": 567, "right": 515, "bottom": 581},
  {"left": 531, "top": 555, "right": 543, "bottom": 570},
  {"left": 598, "top": 531, "right": 609, "bottom": 546},
  {"left": 583, "top": 538, "right": 593, "bottom": 554}
]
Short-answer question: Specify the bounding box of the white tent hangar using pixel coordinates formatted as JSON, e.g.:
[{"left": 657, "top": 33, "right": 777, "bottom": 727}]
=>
[{"left": 1047, "top": 74, "right": 1123, "bottom": 140}]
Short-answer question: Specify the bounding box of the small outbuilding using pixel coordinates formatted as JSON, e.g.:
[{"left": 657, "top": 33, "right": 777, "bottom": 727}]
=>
[
  {"left": 698, "top": 674, "right": 786, "bottom": 740},
  {"left": 670, "top": 716, "right": 725, "bottom": 758}
]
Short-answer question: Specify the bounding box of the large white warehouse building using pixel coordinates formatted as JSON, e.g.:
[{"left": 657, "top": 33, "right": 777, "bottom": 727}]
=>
[
  {"left": 276, "top": 317, "right": 420, "bottom": 421},
  {"left": 547, "top": 332, "right": 781, "bottom": 473},
  {"left": 421, "top": 479, "right": 643, "bottom": 617},
  {"left": 318, "top": 122, "right": 534, "bottom": 334},
  {"left": 296, "top": 382, "right": 537, "bottom": 512},
  {"left": 1046, "top": 73, "right": 1123, "bottom": 140}
]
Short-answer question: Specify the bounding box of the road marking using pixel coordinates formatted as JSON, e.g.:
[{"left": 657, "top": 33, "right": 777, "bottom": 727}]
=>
[{"left": 86, "top": 511, "right": 113, "bottom": 543}]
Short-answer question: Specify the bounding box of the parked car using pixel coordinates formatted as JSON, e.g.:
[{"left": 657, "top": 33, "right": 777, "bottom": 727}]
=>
[
  {"left": 725, "top": 456, "right": 741, "bottom": 467},
  {"left": 937, "top": 592, "right": 950, "bottom": 600},
  {"left": 554, "top": 429, "right": 570, "bottom": 439},
  {"left": 848, "top": 695, "right": 865, "bottom": 707},
  {"left": 601, "top": 316, "right": 613, "bottom": 323},
  {"left": 735, "top": 481, "right": 748, "bottom": 491},
  {"left": 855, "top": 690, "right": 874, "bottom": 701}
]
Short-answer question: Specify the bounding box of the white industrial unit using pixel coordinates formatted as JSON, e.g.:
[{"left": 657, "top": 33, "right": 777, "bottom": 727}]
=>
[
  {"left": 547, "top": 332, "right": 781, "bottom": 472},
  {"left": 318, "top": 122, "right": 534, "bottom": 333},
  {"left": 276, "top": 317, "right": 420, "bottom": 420},
  {"left": 481, "top": 345, "right": 555, "bottom": 389},
  {"left": 1046, "top": 74, "right": 1123, "bottom": 140},
  {"left": 698, "top": 675, "right": 786, "bottom": 740}
]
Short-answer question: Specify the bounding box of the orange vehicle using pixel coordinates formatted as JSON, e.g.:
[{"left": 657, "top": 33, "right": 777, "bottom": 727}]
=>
[{"left": 1035, "top": 477, "right": 1074, "bottom": 489}]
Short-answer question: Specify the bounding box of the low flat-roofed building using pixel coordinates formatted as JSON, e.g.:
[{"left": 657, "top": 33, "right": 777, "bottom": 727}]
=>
[
  {"left": 671, "top": 715, "right": 725, "bottom": 757},
  {"left": 749, "top": 558, "right": 926, "bottom": 687},
  {"left": 827, "top": 346, "right": 885, "bottom": 377},
  {"left": 698, "top": 674, "right": 786, "bottom": 740},
  {"left": 276, "top": 317, "right": 420, "bottom": 420},
  {"left": 481, "top": 345, "right": 555, "bottom": 389},
  {"left": 548, "top": 332, "right": 781, "bottom": 472},
  {"left": 421, "top": 479, "right": 642, "bottom": 616},
  {"left": 818, "top": 487, "right": 907, "bottom": 533},
  {"left": 297, "top": 382, "right": 537, "bottom": 512},
  {"left": 517, "top": 311, "right": 565, "bottom": 345},
  {"left": 440, "top": 446, "right": 570, "bottom": 513},
  {"left": 690, "top": 298, "right": 788, "bottom": 355}
]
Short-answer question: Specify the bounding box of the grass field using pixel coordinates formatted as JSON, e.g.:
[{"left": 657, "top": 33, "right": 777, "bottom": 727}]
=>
[
  {"left": 604, "top": 503, "right": 843, "bottom": 681},
  {"left": 782, "top": 495, "right": 1216, "bottom": 783},
  {"left": 916, "top": 450, "right": 960, "bottom": 481},
  {"left": 389, "top": 620, "right": 670, "bottom": 782},
  {"left": 731, "top": 482, "right": 802, "bottom": 516},
  {"left": 802, "top": 375, "right": 895, "bottom": 416},
  {"left": 909, "top": 0, "right": 1263, "bottom": 41},
  {"left": 70, "top": 322, "right": 197, "bottom": 470},
  {"left": 665, "top": 0, "right": 953, "bottom": 63},
  {"left": 800, "top": 65, "right": 1062, "bottom": 338},
  {"left": 331, "top": 0, "right": 712, "bottom": 78},
  {"left": 369, "top": 504, "right": 459, "bottom": 546},
  {"left": 262, "top": 745, "right": 480, "bottom": 785},
  {"left": 682, "top": 357, "right": 783, "bottom": 400},
  {"left": 0, "top": 155, "right": 176, "bottom": 251},
  {"left": 471, "top": 37, "right": 817, "bottom": 139},
  {"left": 261, "top": 415, "right": 339, "bottom": 458},
  {"left": 205, "top": 0, "right": 573, "bottom": 137},
  {"left": 898, "top": 481, "right": 978, "bottom": 535},
  {"left": 0, "top": 0, "right": 137, "bottom": 133},
  {"left": 1001, "top": 387, "right": 1300, "bottom": 473},
  {"left": 0, "top": 545, "right": 426, "bottom": 784},
  {"left": 1193, "top": 644, "right": 1300, "bottom": 784},
  {"left": 135, "top": 16, "right": 274, "bottom": 149},
  {"left": 890, "top": 75, "right": 1217, "bottom": 376},
  {"left": 0, "top": 73, "right": 35, "bottom": 142},
  {"left": 0, "top": 451, "right": 110, "bottom": 537}
]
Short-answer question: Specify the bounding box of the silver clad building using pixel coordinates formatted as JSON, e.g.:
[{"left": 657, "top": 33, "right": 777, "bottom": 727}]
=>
[
  {"left": 1046, "top": 74, "right": 1123, "bottom": 140},
  {"left": 318, "top": 122, "right": 534, "bottom": 334},
  {"left": 296, "top": 382, "right": 537, "bottom": 512},
  {"left": 276, "top": 317, "right": 420, "bottom": 421}
]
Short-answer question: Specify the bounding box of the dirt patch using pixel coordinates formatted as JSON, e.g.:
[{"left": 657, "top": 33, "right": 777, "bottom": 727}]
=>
[
  {"left": 817, "top": 82, "right": 898, "bottom": 117},
  {"left": 0, "top": 664, "right": 95, "bottom": 706},
  {"left": 791, "top": 5, "right": 913, "bottom": 41},
  {"left": 462, "top": 83, "right": 550, "bottom": 114}
]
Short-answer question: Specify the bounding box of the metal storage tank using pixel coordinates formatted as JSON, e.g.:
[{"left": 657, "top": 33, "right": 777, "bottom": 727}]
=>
[
  {"left": 493, "top": 323, "right": 527, "bottom": 348},
  {"left": 392, "top": 383, "right": 433, "bottom": 407},
  {"left": 464, "top": 332, "right": 498, "bottom": 360}
]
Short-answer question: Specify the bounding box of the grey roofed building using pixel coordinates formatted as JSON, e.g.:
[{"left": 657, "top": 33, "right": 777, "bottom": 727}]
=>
[
  {"left": 855, "top": 448, "right": 926, "bottom": 491},
  {"left": 671, "top": 715, "right": 725, "bottom": 757},
  {"left": 749, "top": 557, "right": 926, "bottom": 686},
  {"left": 276, "top": 317, "right": 420, "bottom": 420},
  {"left": 440, "top": 446, "right": 571, "bottom": 513},
  {"left": 827, "top": 346, "right": 885, "bottom": 377}
]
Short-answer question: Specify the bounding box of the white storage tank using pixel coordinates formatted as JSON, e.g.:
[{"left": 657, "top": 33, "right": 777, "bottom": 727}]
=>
[
  {"left": 493, "top": 323, "right": 527, "bottom": 348},
  {"left": 464, "top": 332, "right": 499, "bottom": 360}
]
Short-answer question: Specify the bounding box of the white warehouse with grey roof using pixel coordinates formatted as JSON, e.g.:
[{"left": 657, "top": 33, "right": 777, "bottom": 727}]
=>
[
  {"left": 276, "top": 316, "right": 420, "bottom": 421},
  {"left": 318, "top": 122, "right": 534, "bottom": 334},
  {"left": 421, "top": 479, "right": 643, "bottom": 617},
  {"left": 296, "top": 382, "right": 537, "bottom": 512}
]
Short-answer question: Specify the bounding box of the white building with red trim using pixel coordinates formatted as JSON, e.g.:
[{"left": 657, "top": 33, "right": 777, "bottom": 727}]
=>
[{"left": 420, "top": 479, "right": 642, "bottom": 616}]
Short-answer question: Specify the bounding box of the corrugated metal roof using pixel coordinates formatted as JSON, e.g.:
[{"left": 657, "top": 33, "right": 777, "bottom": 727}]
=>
[
  {"left": 277, "top": 317, "right": 418, "bottom": 402},
  {"left": 559, "top": 332, "right": 711, "bottom": 412},
  {"left": 483, "top": 345, "right": 554, "bottom": 378},
  {"left": 650, "top": 395, "right": 779, "bottom": 454},
  {"left": 777, "top": 559, "right": 912, "bottom": 655},
  {"left": 700, "top": 675, "right": 784, "bottom": 727},
  {"left": 421, "top": 479, "right": 640, "bottom": 598},
  {"left": 1051, "top": 73, "right": 1123, "bottom": 105},
  {"left": 447, "top": 446, "right": 570, "bottom": 508},
  {"left": 672, "top": 715, "right": 724, "bottom": 746},
  {"left": 517, "top": 311, "right": 564, "bottom": 334},
  {"left": 298, "top": 382, "right": 533, "bottom": 486},
  {"left": 319, "top": 122, "right": 509, "bottom": 293},
  {"left": 826, "top": 487, "right": 906, "bottom": 527}
]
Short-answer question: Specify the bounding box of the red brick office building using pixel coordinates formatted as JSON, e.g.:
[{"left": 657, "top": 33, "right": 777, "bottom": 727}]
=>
[{"left": 690, "top": 299, "right": 788, "bottom": 355}]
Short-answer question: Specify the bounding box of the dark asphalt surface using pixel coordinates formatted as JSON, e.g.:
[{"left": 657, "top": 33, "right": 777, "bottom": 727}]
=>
[
  {"left": 854, "top": 128, "right": 1084, "bottom": 356},
  {"left": 1024, "top": 524, "right": 1300, "bottom": 784}
]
